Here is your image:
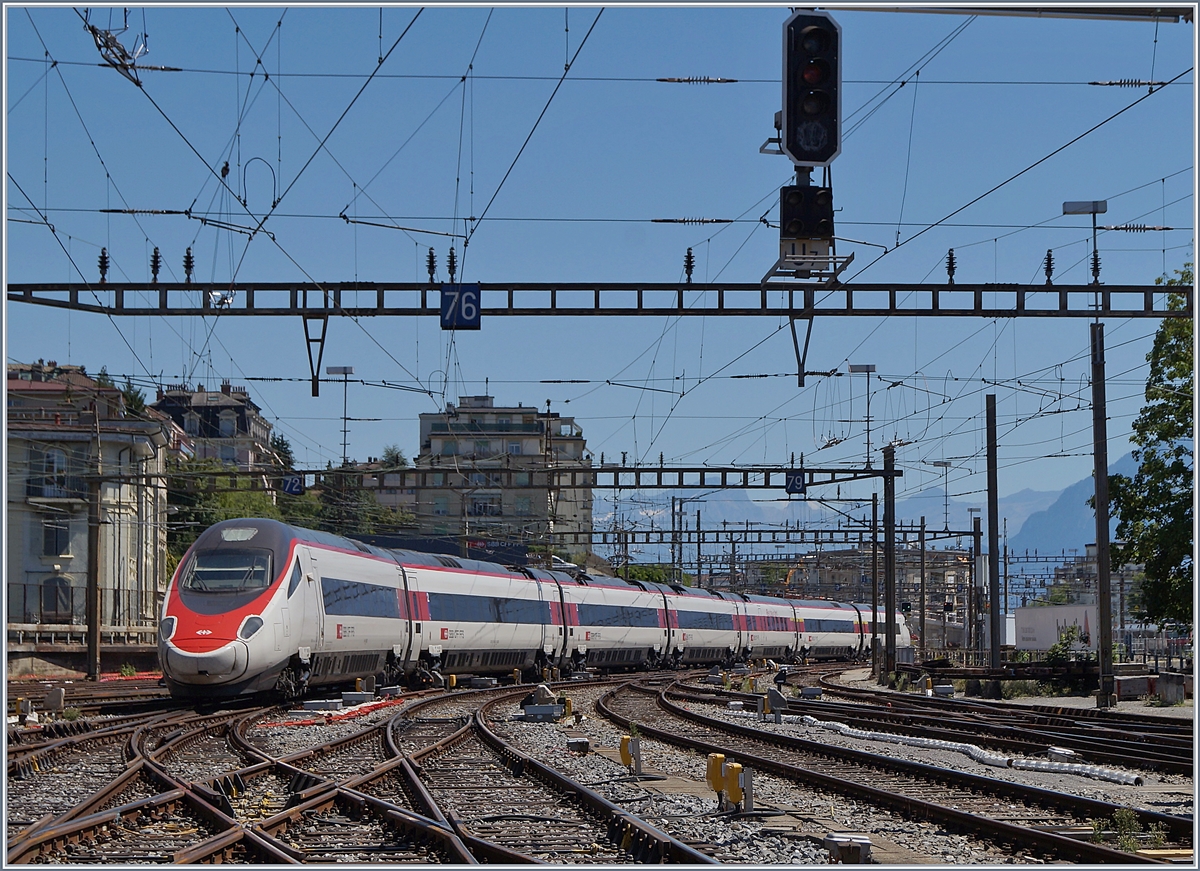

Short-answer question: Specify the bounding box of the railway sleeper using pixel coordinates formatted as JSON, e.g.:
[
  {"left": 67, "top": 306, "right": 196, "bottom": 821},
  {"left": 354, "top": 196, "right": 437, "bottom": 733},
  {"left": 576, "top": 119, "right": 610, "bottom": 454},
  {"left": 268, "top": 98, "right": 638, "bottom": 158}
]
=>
[
  {"left": 664, "top": 682, "right": 1191, "bottom": 842},
  {"left": 5, "top": 789, "right": 236, "bottom": 865},
  {"left": 473, "top": 703, "right": 717, "bottom": 864},
  {"left": 253, "top": 785, "right": 477, "bottom": 863},
  {"left": 598, "top": 685, "right": 1178, "bottom": 865}
]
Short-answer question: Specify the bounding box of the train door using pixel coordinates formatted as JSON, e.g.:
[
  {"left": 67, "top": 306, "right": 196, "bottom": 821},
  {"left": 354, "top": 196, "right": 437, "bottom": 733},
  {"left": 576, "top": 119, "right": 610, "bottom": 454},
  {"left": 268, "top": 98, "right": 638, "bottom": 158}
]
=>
[
  {"left": 536, "top": 576, "right": 565, "bottom": 665},
  {"left": 849, "top": 603, "right": 866, "bottom": 657},
  {"left": 397, "top": 563, "right": 415, "bottom": 669},
  {"left": 299, "top": 548, "right": 324, "bottom": 660}
]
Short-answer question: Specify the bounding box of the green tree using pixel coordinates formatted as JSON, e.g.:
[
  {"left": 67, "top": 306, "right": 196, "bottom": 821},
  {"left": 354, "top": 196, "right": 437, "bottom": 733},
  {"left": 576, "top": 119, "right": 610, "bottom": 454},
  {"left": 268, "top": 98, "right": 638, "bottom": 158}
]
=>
[
  {"left": 1108, "top": 264, "right": 1194, "bottom": 624},
  {"left": 121, "top": 377, "right": 146, "bottom": 415},
  {"left": 625, "top": 564, "right": 670, "bottom": 584},
  {"left": 381, "top": 444, "right": 409, "bottom": 468},
  {"left": 94, "top": 366, "right": 115, "bottom": 388},
  {"left": 166, "top": 459, "right": 280, "bottom": 559},
  {"left": 270, "top": 432, "right": 295, "bottom": 471}
]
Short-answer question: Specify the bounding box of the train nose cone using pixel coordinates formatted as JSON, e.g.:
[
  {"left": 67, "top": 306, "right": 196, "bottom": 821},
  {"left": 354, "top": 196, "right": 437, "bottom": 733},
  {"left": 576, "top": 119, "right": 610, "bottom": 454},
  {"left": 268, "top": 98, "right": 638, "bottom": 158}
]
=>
[{"left": 162, "top": 640, "right": 249, "bottom": 684}]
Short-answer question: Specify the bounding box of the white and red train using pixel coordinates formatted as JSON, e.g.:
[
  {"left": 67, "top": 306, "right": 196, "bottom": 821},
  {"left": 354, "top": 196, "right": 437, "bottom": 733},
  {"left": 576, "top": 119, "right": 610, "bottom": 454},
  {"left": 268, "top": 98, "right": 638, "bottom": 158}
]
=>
[{"left": 159, "top": 519, "right": 911, "bottom": 699}]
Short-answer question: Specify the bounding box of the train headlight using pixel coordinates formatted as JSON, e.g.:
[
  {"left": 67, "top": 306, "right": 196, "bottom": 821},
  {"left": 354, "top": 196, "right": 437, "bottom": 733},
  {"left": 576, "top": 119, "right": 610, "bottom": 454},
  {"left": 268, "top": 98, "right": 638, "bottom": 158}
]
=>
[
  {"left": 239, "top": 616, "right": 264, "bottom": 640},
  {"left": 158, "top": 616, "right": 176, "bottom": 642}
]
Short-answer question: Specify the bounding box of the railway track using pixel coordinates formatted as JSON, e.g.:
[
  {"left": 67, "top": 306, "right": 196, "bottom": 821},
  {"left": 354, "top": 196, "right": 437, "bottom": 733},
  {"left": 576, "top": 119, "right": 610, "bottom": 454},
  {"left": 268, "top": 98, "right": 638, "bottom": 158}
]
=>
[
  {"left": 813, "top": 677, "right": 1194, "bottom": 775},
  {"left": 598, "top": 681, "right": 1191, "bottom": 864}
]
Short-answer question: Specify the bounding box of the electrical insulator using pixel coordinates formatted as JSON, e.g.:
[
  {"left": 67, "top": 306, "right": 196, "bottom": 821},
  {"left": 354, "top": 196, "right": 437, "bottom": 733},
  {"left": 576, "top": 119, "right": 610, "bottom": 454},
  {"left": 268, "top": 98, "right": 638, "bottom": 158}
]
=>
[
  {"left": 945, "top": 248, "right": 956, "bottom": 285},
  {"left": 426, "top": 247, "right": 437, "bottom": 284},
  {"left": 684, "top": 248, "right": 695, "bottom": 284},
  {"left": 447, "top": 247, "right": 457, "bottom": 282},
  {"left": 183, "top": 247, "right": 195, "bottom": 284},
  {"left": 150, "top": 247, "right": 161, "bottom": 284},
  {"left": 1091, "top": 247, "right": 1101, "bottom": 285},
  {"left": 1043, "top": 249, "right": 1054, "bottom": 286},
  {"left": 98, "top": 248, "right": 109, "bottom": 284}
]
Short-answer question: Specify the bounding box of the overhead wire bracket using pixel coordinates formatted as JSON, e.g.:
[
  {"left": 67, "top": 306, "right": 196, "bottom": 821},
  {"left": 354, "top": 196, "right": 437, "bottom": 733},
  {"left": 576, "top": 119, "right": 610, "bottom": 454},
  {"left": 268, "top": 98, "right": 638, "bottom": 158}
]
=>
[{"left": 303, "top": 315, "right": 329, "bottom": 397}]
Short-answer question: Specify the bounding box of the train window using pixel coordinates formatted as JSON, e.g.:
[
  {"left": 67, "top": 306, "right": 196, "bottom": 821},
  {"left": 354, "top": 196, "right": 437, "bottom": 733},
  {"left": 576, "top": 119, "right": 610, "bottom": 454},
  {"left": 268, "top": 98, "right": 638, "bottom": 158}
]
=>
[
  {"left": 220, "top": 527, "right": 259, "bottom": 542},
  {"left": 287, "top": 562, "right": 303, "bottom": 598},
  {"left": 181, "top": 550, "right": 272, "bottom": 593}
]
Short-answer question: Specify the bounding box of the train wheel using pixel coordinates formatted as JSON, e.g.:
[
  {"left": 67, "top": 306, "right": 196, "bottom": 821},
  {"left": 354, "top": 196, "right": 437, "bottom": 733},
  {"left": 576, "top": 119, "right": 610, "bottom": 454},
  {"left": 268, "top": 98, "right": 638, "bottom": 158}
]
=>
[{"left": 274, "top": 665, "right": 305, "bottom": 701}]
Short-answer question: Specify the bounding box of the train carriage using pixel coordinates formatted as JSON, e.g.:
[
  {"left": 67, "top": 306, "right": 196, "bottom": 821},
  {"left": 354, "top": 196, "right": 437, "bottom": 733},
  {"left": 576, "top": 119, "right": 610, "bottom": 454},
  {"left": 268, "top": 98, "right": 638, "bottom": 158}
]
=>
[
  {"left": 549, "top": 574, "right": 668, "bottom": 671},
  {"left": 793, "top": 599, "right": 865, "bottom": 660},
  {"left": 663, "top": 586, "right": 742, "bottom": 666},
  {"left": 718, "top": 592, "right": 800, "bottom": 661}
]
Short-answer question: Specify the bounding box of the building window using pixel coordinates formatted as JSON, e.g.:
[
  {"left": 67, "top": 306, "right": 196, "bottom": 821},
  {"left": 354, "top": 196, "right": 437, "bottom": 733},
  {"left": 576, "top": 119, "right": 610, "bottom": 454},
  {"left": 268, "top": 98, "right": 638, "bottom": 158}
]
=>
[
  {"left": 41, "top": 576, "right": 73, "bottom": 624},
  {"left": 220, "top": 445, "right": 237, "bottom": 465},
  {"left": 515, "top": 472, "right": 531, "bottom": 487},
  {"left": 184, "top": 413, "right": 200, "bottom": 436},
  {"left": 441, "top": 440, "right": 457, "bottom": 456},
  {"left": 42, "top": 515, "right": 70, "bottom": 556},
  {"left": 433, "top": 496, "right": 449, "bottom": 516},
  {"left": 474, "top": 440, "right": 489, "bottom": 456},
  {"left": 43, "top": 448, "right": 69, "bottom": 497},
  {"left": 515, "top": 497, "right": 532, "bottom": 516},
  {"left": 508, "top": 442, "right": 522, "bottom": 455},
  {"left": 219, "top": 411, "right": 236, "bottom": 437},
  {"left": 469, "top": 495, "right": 502, "bottom": 517}
]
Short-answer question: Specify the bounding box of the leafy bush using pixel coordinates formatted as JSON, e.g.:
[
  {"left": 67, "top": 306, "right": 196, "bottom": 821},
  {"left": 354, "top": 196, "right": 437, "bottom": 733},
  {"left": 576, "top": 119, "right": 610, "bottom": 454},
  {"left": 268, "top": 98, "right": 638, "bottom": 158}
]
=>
[
  {"left": 61, "top": 708, "right": 81, "bottom": 721},
  {"left": 119, "top": 663, "right": 137, "bottom": 677}
]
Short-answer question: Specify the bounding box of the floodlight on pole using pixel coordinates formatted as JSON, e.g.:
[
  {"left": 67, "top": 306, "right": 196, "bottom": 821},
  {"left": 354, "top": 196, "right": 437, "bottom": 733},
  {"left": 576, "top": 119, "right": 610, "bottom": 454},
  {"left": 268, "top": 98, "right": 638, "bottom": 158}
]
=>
[
  {"left": 1063, "top": 200, "right": 1107, "bottom": 286},
  {"left": 327, "top": 366, "right": 355, "bottom": 465},
  {"left": 849, "top": 364, "right": 876, "bottom": 468}
]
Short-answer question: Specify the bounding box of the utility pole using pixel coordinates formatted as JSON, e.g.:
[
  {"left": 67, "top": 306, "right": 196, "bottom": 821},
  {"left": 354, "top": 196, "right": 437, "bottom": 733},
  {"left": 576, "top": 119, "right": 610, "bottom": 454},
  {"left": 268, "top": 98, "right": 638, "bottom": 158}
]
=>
[
  {"left": 86, "top": 475, "right": 102, "bottom": 680},
  {"left": 1091, "top": 322, "right": 1115, "bottom": 705},
  {"left": 871, "top": 492, "right": 879, "bottom": 679},
  {"left": 972, "top": 514, "right": 983, "bottom": 656},
  {"left": 695, "top": 509, "right": 702, "bottom": 588},
  {"left": 883, "top": 444, "right": 897, "bottom": 679},
  {"left": 986, "top": 394, "right": 1002, "bottom": 669},
  {"left": 919, "top": 516, "right": 927, "bottom": 660}
]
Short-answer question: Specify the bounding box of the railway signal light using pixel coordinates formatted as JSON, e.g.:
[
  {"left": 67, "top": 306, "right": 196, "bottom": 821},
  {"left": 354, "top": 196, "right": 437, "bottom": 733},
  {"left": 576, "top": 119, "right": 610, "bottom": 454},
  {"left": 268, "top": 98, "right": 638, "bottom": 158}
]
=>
[
  {"left": 779, "top": 185, "right": 834, "bottom": 241},
  {"left": 782, "top": 11, "right": 841, "bottom": 166}
]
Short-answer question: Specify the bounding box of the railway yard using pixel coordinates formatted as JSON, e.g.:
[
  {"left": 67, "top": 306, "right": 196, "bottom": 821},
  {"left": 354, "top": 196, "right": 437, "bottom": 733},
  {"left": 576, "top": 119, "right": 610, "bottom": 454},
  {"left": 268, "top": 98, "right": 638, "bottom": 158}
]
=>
[{"left": 5, "top": 666, "right": 1194, "bottom": 865}]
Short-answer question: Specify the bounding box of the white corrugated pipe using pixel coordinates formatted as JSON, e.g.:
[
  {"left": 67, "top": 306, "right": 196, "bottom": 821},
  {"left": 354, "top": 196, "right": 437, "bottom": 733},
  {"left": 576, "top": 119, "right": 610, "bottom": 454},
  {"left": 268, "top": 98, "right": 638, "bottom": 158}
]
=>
[
  {"left": 799, "top": 715, "right": 1012, "bottom": 767},
  {"left": 1011, "top": 757, "right": 1144, "bottom": 786},
  {"left": 798, "top": 715, "right": 1143, "bottom": 785}
]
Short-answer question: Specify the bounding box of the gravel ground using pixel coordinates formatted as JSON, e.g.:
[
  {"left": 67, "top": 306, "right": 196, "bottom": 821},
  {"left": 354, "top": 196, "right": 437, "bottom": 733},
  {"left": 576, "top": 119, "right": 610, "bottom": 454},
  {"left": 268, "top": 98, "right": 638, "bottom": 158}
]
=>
[
  {"left": 490, "top": 685, "right": 1029, "bottom": 865},
  {"left": 700, "top": 704, "right": 1194, "bottom": 817},
  {"left": 246, "top": 701, "right": 404, "bottom": 758}
]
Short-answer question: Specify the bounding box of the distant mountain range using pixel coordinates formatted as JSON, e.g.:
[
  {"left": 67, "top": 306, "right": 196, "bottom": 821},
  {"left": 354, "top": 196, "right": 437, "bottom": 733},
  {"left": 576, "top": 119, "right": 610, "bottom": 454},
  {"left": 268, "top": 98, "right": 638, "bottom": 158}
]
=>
[
  {"left": 1007, "top": 452, "right": 1136, "bottom": 556},
  {"left": 592, "top": 453, "right": 1137, "bottom": 561}
]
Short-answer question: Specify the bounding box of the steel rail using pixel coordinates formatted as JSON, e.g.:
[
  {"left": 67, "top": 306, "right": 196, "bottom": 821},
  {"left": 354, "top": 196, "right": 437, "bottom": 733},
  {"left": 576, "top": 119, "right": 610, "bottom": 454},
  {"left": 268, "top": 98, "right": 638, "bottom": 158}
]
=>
[
  {"left": 597, "top": 682, "right": 1183, "bottom": 864},
  {"left": 474, "top": 690, "right": 718, "bottom": 864}
]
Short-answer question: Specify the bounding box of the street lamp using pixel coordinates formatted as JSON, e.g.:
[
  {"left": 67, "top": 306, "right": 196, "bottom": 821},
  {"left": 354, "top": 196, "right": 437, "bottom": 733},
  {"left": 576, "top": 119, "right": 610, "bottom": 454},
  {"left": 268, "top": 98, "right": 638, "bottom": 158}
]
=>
[
  {"left": 1063, "top": 200, "right": 1106, "bottom": 285},
  {"left": 326, "top": 366, "right": 354, "bottom": 465},
  {"left": 849, "top": 364, "right": 876, "bottom": 468}
]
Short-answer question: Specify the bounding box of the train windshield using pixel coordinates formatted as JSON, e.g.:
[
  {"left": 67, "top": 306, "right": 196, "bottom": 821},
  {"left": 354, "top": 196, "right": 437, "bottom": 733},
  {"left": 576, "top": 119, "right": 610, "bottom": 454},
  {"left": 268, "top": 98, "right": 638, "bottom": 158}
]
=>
[{"left": 180, "top": 550, "right": 273, "bottom": 593}]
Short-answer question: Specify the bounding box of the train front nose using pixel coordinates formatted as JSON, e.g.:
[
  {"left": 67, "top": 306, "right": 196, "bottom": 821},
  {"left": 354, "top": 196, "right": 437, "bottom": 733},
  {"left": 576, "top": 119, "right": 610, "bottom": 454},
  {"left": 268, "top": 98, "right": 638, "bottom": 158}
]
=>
[{"left": 161, "top": 639, "right": 250, "bottom": 685}]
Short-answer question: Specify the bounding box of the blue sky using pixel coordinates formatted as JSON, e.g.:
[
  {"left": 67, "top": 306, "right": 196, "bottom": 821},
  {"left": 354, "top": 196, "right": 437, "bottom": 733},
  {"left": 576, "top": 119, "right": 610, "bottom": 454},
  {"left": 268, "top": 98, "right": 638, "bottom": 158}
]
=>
[{"left": 4, "top": 5, "right": 1195, "bottom": 530}]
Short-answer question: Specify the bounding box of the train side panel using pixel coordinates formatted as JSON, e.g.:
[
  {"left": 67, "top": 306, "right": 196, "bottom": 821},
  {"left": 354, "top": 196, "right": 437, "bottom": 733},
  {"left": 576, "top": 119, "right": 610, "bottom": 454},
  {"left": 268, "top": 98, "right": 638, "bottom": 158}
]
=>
[
  {"left": 667, "top": 587, "right": 740, "bottom": 665},
  {"left": 415, "top": 565, "right": 548, "bottom": 675},
  {"left": 558, "top": 577, "right": 667, "bottom": 670},
  {"left": 308, "top": 544, "right": 409, "bottom": 688}
]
